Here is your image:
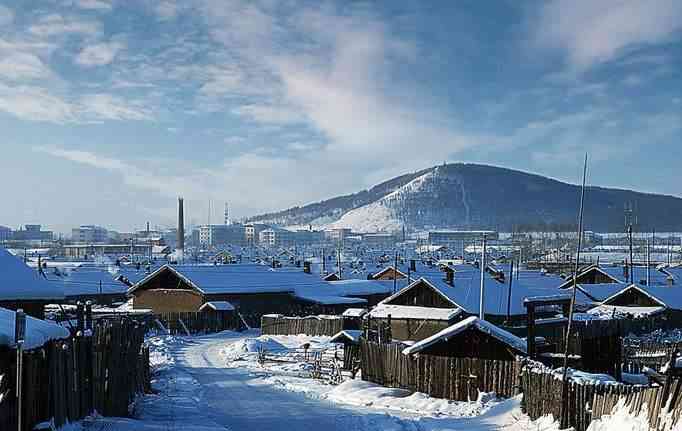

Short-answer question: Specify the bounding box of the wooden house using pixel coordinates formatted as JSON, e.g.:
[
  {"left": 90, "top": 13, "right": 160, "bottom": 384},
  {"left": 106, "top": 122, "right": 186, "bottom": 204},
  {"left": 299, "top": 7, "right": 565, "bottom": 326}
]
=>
[
  {"left": 368, "top": 277, "right": 464, "bottom": 341},
  {"left": 590, "top": 284, "right": 682, "bottom": 327},
  {"left": 371, "top": 266, "right": 407, "bottom": 281},
  {"left": 0, "top": 249, "right": 64, "bottom": 318},
  {"left": 402, "top": 316, "right": 527, "bottom": 360},
  {"left": 558, "top": 264, "right": 624, "bottom": 302},
  {"left": 126, "top": 264, "right": 369, "bottom": 327},
  {"left": 368, "top": 266, "right": 592, "bottom": 341}
]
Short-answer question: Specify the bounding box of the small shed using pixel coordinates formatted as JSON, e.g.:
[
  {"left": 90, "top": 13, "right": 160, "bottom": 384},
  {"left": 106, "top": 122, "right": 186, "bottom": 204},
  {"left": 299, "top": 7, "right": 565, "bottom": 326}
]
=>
[
  {"left": 402, "top": 316, "right": 527, "bottom": 361},
  {"left": 329, "top": 329, "right": 363, "bottom": 371},
  {"left": 341, "top": 307, "right": 367, "bottom": 330}
]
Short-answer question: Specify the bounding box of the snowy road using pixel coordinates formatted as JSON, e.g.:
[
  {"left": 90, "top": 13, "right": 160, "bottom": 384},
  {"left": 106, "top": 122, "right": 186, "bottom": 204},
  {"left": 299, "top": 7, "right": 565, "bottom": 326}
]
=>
[
  {"left": 176, "top": 333, "right": 425, "bottom": 430},
  {"left": 76, "top": 331, "right": 539, "bottom": 431}
]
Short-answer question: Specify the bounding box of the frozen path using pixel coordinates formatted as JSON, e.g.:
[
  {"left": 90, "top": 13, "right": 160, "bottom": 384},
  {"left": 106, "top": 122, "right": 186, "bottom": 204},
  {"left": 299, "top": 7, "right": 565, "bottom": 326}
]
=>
[
  {"left": 176, "top": 333, "right": 422, "bottom": 430},
  {"left": 77, "top": 331, "right": 536, "bottom": 431}
]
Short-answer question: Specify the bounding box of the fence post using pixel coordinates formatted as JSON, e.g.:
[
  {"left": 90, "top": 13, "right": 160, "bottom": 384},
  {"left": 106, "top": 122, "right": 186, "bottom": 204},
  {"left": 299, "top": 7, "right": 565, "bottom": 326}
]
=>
[{"left": 15, "top": 309, "right": 26, "bottom": 431}]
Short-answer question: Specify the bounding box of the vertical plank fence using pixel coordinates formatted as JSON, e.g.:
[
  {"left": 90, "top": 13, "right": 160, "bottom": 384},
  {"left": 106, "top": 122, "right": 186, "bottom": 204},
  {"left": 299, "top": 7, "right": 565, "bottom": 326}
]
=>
[
  {"left": 0, "top": 318, "right": 151, "bottom": 431},
  {"left": 261, "top": 315, "right": 344, "bottom": 337}
]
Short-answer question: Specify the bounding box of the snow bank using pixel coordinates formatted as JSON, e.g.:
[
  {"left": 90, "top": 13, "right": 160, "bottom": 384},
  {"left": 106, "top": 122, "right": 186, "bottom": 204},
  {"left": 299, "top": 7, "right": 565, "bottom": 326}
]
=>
[
  {"left": 587, "top": 399, "right": 650, "bottom": 431},
  {"left": 221, "top": 336, "right": 288, "bottom": 360},
  {"left": 326, "top": 379, "right": 501, "bottom": 417}
]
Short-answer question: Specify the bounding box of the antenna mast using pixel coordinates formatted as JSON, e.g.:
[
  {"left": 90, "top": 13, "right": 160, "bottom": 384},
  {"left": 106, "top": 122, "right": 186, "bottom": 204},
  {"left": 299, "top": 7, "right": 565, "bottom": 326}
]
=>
[{"left": 561, "top": 154, "right": 589, "bottom": 429}]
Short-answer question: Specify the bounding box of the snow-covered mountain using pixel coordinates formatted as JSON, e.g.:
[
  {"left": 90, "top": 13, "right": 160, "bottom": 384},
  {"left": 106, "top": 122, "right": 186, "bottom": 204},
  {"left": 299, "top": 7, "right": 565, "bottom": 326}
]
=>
[{"left": 247, "top": 163, "right": 682, "bottom": 232}]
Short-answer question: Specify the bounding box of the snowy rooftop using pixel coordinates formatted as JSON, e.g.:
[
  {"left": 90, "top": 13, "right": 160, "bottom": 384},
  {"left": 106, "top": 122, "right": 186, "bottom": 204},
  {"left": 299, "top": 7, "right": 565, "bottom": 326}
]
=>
[
  {"left": 369, "top": 303, "right": 461, "bottom": 321},
  {"left": 402, "top": 316, "right": 527, "bottom": 355},
  {"left": 326, "top": 279, "right": 395, "bottom": 296},
  {"left": 44, "top": 266, "right": 128, "bottom": 296},
  {"left": 587, "top": 304, "right": 665, "bottom": 319},
  {"left": 128, "top": 263, "right": 390, "bottom": 306},
  {"left": 199, "top": 301, "right": 235, "bottom": 311},
  {"left": 342, "top": 308, "right": 368, "bottom": 318},
  {"left": 602, "top": 283, "right": 682, "bottom": 310},
  {"left": 0, "top": 306, "right": 70, "bottom": 349},
  {"left": 330, "top": 330, "right": 363, "bottom": 344},
  {"left": 386, "top": 272, "right": 593, "bottom": 318},
  {"left": 0, "top": 248, "right": 64, "bottom": 301},
  {"left": 293, "top": 293, "right": 367, "bottom": 305}
]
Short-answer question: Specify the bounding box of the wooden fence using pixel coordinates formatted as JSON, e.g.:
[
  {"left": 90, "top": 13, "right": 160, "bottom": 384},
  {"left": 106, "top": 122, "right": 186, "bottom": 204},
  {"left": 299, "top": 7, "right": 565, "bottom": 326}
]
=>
[
  {"left": 521, "top": 361, "right": 682, "bottom": 431},
  {"left": 359, "top": 341, "right": 520, "bottom": 401},
  {"left": 156, "top": 310, "right": 242, "bottom": 335},
  {"left": 261, "top": 315, "right": 344, "bottom": 337},
  {"left": 0, "top": 318, "right": 150, "bottom": 431},
  {"left": 623, "top": 340, "right": 681, "bottom": 373}
]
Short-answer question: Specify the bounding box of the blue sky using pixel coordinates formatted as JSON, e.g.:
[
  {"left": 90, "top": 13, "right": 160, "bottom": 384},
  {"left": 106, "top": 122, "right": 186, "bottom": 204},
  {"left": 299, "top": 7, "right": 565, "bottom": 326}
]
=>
[{"left": 0, "top": 0, "right": 680, "bottom": 233}]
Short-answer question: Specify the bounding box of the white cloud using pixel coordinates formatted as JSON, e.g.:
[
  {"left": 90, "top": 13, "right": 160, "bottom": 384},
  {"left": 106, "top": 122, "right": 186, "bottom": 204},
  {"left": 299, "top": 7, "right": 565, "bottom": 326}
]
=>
[
  {"left": 534, "top": 0, "right": 682, "bottom": 70},
  {"left": 75, "top": 0, "right": 113, "bottom": 11},
  {"left": 35, "top": 146, "right": 126, "bottom": 170},
  {"left": 0, "top": 83, "right": 76, "bottom": 123},
  {"left": 28, "top": 14, "right": 101, "bottom": 37},
  {"left": 75, "top": 41, "right": 124, "bottom": 66},
  {"left": 0, "top": 5, "right": 14, "bottom": 27},
  {"left": 155, "top": 1, "right": 179, "bottom": 21},
  {"left": 79, "top": 93, "right": 152, "bottom": 121},
  {"left": 0, "top": 52, "right": 52, "bottom": 80},
  {"left": 232, "top": 104, "right": 305, "bottom": 125}
]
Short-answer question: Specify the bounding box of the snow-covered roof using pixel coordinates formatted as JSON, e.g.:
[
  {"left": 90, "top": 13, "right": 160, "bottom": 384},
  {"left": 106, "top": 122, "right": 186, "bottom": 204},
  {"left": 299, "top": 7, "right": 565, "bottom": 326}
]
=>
[
  {"left": 342, "top": 308, "right": 368, "bottom": 318},
  {"left": 369, "top": 303, "right": 461, "bottom": 321},
  {"left": 0, "top": 306, "right": 70, "bottom": 349},
  {"left": 0, "top": 248, "right": 64, "bottom": 301},
  {"left": 601, "top": 283, "right": 682, "bottom": 310},
  {"left": 558, "top": 265, "right": 622, "bottom": 289},
  {"left": 199, "top": 301, "right": 235, "bottom": 311},
  {"left": 326, "top": 279, "right": 394, "bottom": 296},
  {"left": 381, "top": 271, "right": 592, "bottom": 319},
  {"left": 329, "top": 330, "right": 363, "bottom": 344},
  {"left": 44, "top": 266, "right": 128, "bottom": 296},
  {"left": 577, "top": 283, "right": 631, "bottom": 302},
  {"left": 586, "top": 304, "right": 665, "bottom": 320},
  {"left": 371, "top": 266, "right": 407, "bottom": 279},
  {"left": 293, "top": 293, "right": 366, "bottom": 305},
  {"left": 402, "top": 316, "right": 527, "bottom": 356}
]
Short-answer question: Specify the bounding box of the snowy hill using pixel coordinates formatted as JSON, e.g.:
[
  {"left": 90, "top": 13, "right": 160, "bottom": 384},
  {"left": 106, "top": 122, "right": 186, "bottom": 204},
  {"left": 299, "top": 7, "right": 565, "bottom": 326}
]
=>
[{"left": 247, "top": 163, "right": 682, "bottom": 232}]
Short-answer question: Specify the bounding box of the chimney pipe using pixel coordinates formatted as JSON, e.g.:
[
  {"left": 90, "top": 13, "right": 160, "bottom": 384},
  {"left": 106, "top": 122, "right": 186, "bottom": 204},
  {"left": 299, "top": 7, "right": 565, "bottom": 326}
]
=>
[
  {"left": 623, "top": 263, "right": 629, "bottom": 282},
  {"left": 410, "top": 259, "right": 416, "bottom": 272},
  {"left": 303, "top": 261, "right": 311, "bottom": 274},
  {"left": 444, "top": 267, "right": 454, "bottom": 286},
  {"left": 177, "top": 197, "right": 185, "bottom": 261}
]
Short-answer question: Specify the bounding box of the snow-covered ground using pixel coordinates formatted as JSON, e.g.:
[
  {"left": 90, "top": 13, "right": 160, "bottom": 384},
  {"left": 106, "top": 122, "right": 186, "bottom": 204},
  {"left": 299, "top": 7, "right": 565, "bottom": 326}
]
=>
[{"left": 61, "top": 330, "right": 560, "bottom": 431}]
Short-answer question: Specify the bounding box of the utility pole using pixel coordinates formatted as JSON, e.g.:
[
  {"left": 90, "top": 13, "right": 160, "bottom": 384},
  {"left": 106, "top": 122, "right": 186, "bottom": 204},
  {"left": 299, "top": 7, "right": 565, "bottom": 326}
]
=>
[
  {"left": 506, "top": 260, "right": 514, "bottom": 322},
  {"left": 628, "top": 224, "right": 634, "bottom": 284},
  {"left": 393, "top": 251, "right": 398, "bottom": 294},
  {"left": 561, "top": 154, "right": 589, "bottom": 429},
  {"left": 479, "top": 234, "right": 487, "bottom": 320},
  {"left": 646, "top": 239, "right": 651, "bottom": 286}
]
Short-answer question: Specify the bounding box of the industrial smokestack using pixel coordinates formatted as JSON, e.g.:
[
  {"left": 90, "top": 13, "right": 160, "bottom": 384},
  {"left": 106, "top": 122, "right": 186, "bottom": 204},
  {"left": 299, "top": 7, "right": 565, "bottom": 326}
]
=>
[{"left": 177, "top": 197, "right": 185, "bottom": 262}]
